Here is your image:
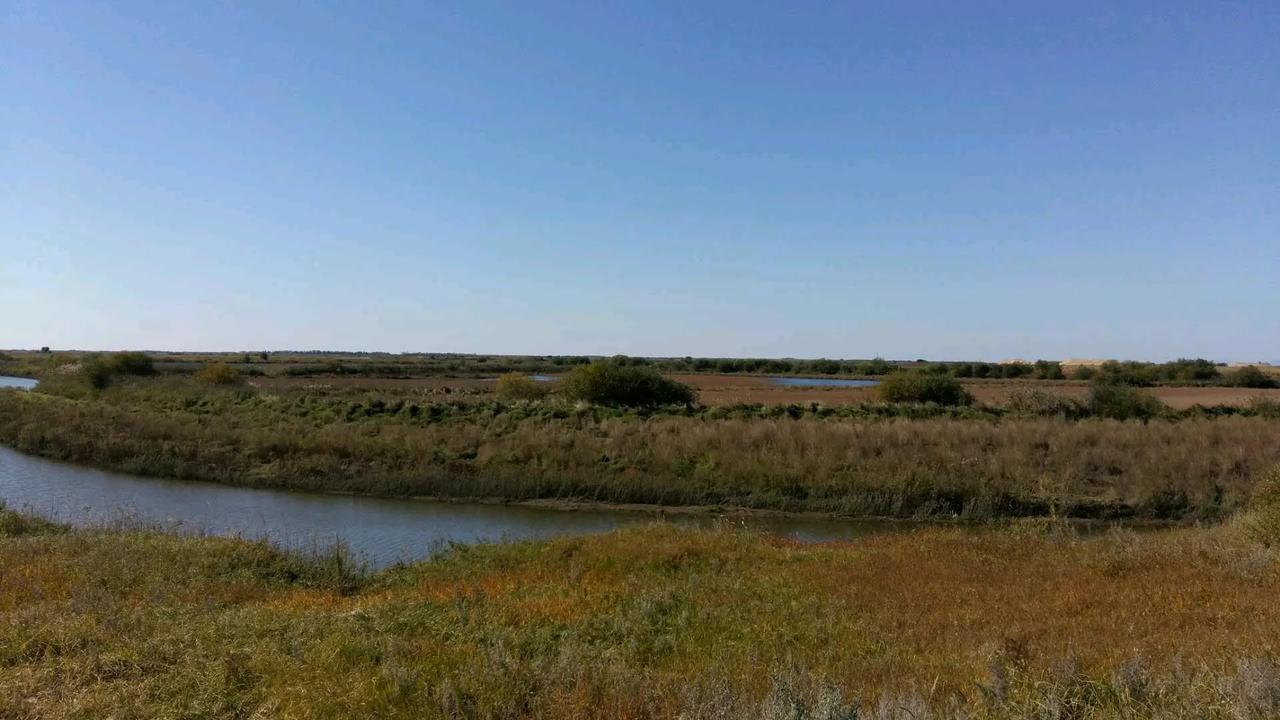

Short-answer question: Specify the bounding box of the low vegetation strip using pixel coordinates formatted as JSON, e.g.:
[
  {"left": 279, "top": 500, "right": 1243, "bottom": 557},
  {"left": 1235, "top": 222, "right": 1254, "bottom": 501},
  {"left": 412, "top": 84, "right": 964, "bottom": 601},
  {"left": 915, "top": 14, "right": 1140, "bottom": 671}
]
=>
[
  {"left": 2, "top": 508, "right": 1279, "bottom": 718},
  {"left": 2, "top": 379, "right": 1278, "bottom": 519}
]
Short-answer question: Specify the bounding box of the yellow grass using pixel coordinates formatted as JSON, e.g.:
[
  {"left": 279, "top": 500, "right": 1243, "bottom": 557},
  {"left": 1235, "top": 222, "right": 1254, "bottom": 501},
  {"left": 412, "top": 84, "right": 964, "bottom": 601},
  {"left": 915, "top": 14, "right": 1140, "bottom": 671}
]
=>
[{"left": 3, "top": 515, "right": 1280, "bottom": 718}]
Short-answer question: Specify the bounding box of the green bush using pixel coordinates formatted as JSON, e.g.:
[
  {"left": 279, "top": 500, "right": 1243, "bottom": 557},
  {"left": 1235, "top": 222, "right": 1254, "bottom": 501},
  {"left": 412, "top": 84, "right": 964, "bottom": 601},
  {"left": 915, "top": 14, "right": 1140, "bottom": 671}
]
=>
[
  {"left": 1071, "top": 365, "right": 1098, "bottom": 381},
  {"left": 81, "top": 351, "right": 157, "bottom": 389},
  {"left": 1251, "top": 397, "right": 1280, "bottom": 419},
  {"left": 1032, "top": 360, "right": 1064, "bottom": 380},
  {"left": 105, "top": 351, "right": 155, "bottom": 376},
  {"left": 1003, "top": 361, "right": 1033, "bottom": 378},
  {"left": 561, "top": 360, "right": 696, "bottom": 407},
  {"left": 1005, "top": 388, "right": 1087, "bottom": 419},
  {"left": 195, "top": 363, "right": 243, "bottom": 386},
  {"left": 1228, "top": 366, "right": 1278, "bottom": 389},
  {"left": 1244, "top": 467, "right": 1280, "bottom": 547},
  {"left": 1094, "top": 361, "right": 1157, "bottom": 387},
  {"left": 1161, "top": 358, "right": 1220, "bottom": 383},
  {"left": 1087, "top": 383, "right": 1168, "bottom": 421},
  {"left": 82, "top": 358, "right": 113, "bottom": 389},
  {"left": 877, "top": 372, "right": 973, "bottom": 406},
  {"left": 495, "top": 372, "right": 550, "bottom": 401}
]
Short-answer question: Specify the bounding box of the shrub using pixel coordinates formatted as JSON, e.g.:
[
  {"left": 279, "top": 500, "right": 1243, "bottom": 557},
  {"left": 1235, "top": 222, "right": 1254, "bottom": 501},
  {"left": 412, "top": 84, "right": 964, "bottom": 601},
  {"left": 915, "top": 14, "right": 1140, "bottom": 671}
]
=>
[
  {"left": 1251, "top": 397, "right": 1280, "bottom": 419},
  {"left": 1228, "top": 366, "right": 1278, "bottom": 389},
  {"left": 878, "top": 372, "right": 973, "bottom": 406},
  {"left": 1095, "top": 361, "right": 1157, "bottom": 387},
  {"left": 82, "top": 357, "right": 114, "bottom": 389},
  {"left": 495, "top": 372, "right": 550, "bottom": 401},
  {"left": 1005, "top": 389, "right": 1087, "bottom": 419},
  {"left": 1244, "top": 467, "right": 1280, "bottom": 547},
  {"left": 195, "top": 363, "right": 243, "bottom": 386},
  {"left": 1033, "top": 360, "right": 1065, "bottom": 380},
  {"left": 561, "top": 360, "right": 696, "bottom": 407},
  {"left": 1162, "top": 358, "right": 1220, "bottom": 383},
  {"left": 105, "top": 351, "right": 155, "bottom": 376},
  {"left": 1003, "top": 361, "right": 1033, "bottom": 379},
  {"left": 1087, "top": 383, "right": 1168, "bottom": 421},
  {"left": 1071, "top": 365, "right": 1098, "bottom": 381}
]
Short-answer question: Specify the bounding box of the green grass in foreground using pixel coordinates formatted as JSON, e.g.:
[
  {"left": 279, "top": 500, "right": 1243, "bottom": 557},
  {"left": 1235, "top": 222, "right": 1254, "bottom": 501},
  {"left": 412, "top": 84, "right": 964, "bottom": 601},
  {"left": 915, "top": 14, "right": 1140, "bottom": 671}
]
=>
[{"left": 3, "top": 501, "right": 1280, "bottom": 719}]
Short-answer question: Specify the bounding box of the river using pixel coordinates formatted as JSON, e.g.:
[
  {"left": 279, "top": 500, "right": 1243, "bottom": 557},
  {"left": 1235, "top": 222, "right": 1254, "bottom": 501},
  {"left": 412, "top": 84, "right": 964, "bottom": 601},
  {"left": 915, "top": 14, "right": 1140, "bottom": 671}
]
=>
[{"left": 1, "top": 375, "right": 905, "bottom": 567}]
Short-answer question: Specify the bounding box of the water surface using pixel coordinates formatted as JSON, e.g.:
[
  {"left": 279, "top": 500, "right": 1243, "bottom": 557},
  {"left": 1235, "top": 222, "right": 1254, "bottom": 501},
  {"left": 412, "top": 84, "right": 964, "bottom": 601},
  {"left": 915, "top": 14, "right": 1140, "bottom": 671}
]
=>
[
  {"left": 0, "top": 376, "right": 37, "bottom": 390},
  {"left": 770, "top": 376, "right": 880, "bottom": 388},
  {"left": 0, "top": 445, "right": 901, "bottom": 569}
]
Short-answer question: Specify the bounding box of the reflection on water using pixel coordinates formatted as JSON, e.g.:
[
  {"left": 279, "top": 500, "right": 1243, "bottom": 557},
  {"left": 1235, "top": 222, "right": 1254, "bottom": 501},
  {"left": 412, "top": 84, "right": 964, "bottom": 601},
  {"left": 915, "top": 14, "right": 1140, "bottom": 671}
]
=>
[{"left": 0, "top": 376, "right": 38, "bottom": 390}]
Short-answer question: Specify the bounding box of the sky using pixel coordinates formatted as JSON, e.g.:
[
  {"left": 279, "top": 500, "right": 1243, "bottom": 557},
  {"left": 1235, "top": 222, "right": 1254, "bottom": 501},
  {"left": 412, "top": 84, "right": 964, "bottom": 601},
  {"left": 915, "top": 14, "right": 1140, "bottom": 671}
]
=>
[{"left": 3, "top": 1, "right": 1277, "bottom": 362}]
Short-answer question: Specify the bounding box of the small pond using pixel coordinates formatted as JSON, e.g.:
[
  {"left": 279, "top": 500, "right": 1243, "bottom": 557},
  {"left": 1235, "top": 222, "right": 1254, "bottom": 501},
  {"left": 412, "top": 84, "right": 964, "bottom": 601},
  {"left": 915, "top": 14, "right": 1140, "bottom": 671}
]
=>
[
  {"left": 770, "top": 377, "right": 880, "bottom": 388},
  {"left": 0, "top": 376, "right": 38, "bottom": 390}
]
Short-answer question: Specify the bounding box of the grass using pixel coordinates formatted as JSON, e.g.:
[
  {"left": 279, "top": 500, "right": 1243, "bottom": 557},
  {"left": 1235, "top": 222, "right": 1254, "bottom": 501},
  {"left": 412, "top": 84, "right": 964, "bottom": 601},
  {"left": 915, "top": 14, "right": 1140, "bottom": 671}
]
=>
[
  {"left": 2, "top": 376, "right": 1279, "bottom": 520},
  {"left": 2, "top": 506, "right": 1280, "bottom": 718}
]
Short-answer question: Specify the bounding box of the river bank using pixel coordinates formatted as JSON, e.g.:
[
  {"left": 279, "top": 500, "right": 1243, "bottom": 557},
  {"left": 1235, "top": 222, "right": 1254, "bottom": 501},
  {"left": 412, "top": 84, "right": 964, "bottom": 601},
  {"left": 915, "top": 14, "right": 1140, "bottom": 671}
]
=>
[{"left": 2, "top": 377, "right": 1278, "bottom": 521}]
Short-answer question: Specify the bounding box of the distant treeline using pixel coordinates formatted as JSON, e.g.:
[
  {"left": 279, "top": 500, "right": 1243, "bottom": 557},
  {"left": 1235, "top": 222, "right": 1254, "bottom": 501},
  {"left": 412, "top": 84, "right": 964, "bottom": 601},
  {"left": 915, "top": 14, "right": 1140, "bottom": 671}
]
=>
[{"left": 5, "top": 350, "right": 1276, "bottom": 388}]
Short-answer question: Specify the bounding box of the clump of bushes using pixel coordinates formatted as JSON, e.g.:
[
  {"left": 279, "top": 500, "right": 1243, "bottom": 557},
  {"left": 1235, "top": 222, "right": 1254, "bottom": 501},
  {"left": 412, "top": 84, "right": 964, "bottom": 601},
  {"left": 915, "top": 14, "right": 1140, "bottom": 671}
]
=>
[
  {"left": 1228, "top": 366, "right": 1278, "bottom": 389},
  {"left": 1251, "top": 397, "right": 1280, "bottom": 419},
  {"left": 1093, "top": 361, "right": 1159, "bottom": 387},
  {"left": 561, "top": 359, "right": 696, "bottom": 407},
  {"left": 1071, "top": 365, "right": 1098, "bottom": 381},
  {"left": 195, "top": 363, "right": 243, "bottom": 386},
  {"left": 878, "top": 371, "right": 973, "bottom": 406},
  {"left": 1087, "top": 383, "right": 1168, "bottom": 421},
  {"left": 83, "top": 351, "right": 155, "bottom": 389},
  {"left": 1005, "top": 388, "right": 1087, "bottom": 419},
  {"left": 1244, "top": 467, "right": 1280, "bottom": 547},
  {"left": 495, "top": 372, "right": 550, "bottom": 401}
]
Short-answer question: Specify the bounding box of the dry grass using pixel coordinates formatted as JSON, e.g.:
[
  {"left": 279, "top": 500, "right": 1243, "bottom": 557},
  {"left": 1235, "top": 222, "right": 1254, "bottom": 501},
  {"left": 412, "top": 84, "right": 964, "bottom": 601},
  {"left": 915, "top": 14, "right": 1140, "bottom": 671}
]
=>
[
  {"left": 2, "top": 515, "right": 1279, "bottom": 718},
  {"left": 243, "top": 373, "right": 1280, "bottom": 409},
  {"left": 673, "top": 375, "right": 1280, "bottom": 409},
  {"left": 2, "top": 383, "right": 1278, "bottom": 519}
]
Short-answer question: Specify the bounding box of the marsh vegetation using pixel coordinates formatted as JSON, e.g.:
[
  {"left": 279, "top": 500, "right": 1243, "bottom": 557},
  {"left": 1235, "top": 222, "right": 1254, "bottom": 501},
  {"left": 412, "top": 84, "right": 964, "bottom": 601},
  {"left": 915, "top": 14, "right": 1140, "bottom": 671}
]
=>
[
  {"left": 3, "top": 351, "right": 1280, "bottom": 718},
  {"left": 3, "top": 502, "right": 1280, "bottom": 718},
  {"left": 1, "top": 353, "right": 1277, "bottom": 520}
]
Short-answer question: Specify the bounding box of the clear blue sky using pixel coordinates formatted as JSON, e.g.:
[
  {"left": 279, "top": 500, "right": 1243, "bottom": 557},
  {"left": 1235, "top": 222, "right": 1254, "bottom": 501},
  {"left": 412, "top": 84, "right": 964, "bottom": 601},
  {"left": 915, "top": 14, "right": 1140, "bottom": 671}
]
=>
[{"left": 3, "top": 2, "right": 1277, "bottom": 361}]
